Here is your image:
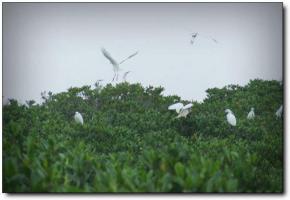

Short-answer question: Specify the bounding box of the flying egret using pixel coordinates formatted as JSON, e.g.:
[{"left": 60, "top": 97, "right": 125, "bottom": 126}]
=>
[
  {"left": 275, "top": 105, "right": 283, "bottom": 118},
  {"left": 190, "top": 33, "right": 198, "bottom": 44},
  {"left": 101, "top": 48, "right": 138, "bottom": 81},
  {"left": 74, "top": 112, "right": 84, "bottom": 125},
  {"left": 123, "top": 71, "right": 131, "bottom": 82},
  {"left": 225, "top": 109, "right": 236, "bottom": 126},
  {"left": 247, "top": 107, "right": 255, "bottom": 120},
  {"left": 101, "top": 48, "right": 119, "bottom": 81},
  {"left": 168, "top": 102, "right": 193, "bottom": 118},
  {"left": 168, "top": 102, "right": 184, "bottom": 113},
  {"left": 189, "top": 32, "right": 218, "bottom": 45}
]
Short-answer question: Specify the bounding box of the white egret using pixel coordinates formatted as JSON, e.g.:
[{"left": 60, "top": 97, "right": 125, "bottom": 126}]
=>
[
  {"left": 101, "top": 48, "right": 138, "bottom": 81},
  {"left": 275, "top": 105, "right": 283, "bottom": 118},
  {"left": 168, "top": 102, "right": 193, "bottom": 118},
  {"left": 225, "top": 109, "right": 236, "bottom": 126},
  {"left": 123, "top": 71, "right": 131, "bottom": 82},
  {"left": 74, "top": 112, "right": 84, "bottom": 125},
  {"left": 76, "top": 91, "right": 88, "bottom": 100},
  {"left": 247, "top": 107, "right": 255, "bottom": 120},
  {"left": 101, "top": 48, "right": 120, "bottom": 81},
  {"left": 168, "top": 102, "right": 184, "bottom": 113}
]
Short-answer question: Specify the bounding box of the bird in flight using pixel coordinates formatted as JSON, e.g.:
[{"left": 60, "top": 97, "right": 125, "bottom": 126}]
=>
[
  {"left": 189, "top": 32, "right": 218, "bottom": 45},
  {"left": 101, "top": 48, "right": 138, "bottom": 82}
]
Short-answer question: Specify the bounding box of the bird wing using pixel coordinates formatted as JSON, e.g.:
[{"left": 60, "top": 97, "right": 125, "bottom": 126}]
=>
[
  {"left": 168, "top": 102, "right": 184, "bottom": 113},
  {"left": 211, "top": 38, "right": 218, "bottom": 43},
  {"left": 227, "top": 114, "right": 236, "bottom": 126},
  {"left": 247, "top": 111, "right": 253, "bottom": 119},
  {"left": 119, "top": 51, "right": 138, "bottom": 65},
  {"left": 190, "top": 33, "right": 198, "bottom": 44},
  {"left": 123, "top": 71, "right": 131, "bottom": 80},
  {"left": 78, "top": 113, "right": 84, "bottom": 124},
  {"left": 101, "top": 48, "right": 119, "bottom": 67},
  {"left": 197, "top": 33, "right": 218, "bottom": 44},
  {"left": 276, "top": 106, "right": 282, "bottom": 117},
  {"left": 183, "top": 103, "right": 193, "bottom": 110}
]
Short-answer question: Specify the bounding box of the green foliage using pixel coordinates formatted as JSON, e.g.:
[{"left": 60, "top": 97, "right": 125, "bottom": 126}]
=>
[{"left": 3, "top": 79, "right": 283, "bottom": 192}]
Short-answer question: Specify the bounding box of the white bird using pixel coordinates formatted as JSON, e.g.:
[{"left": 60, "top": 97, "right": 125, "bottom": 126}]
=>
[
  {"left": 225, "top": 109, "right": 236, "bottom": 126},
  {"left": 247, "top": 107, "right": 255, "bottom": 120},
  {"left": 74, "top": 112, "right": 84, "bottom": 125},
  {"left": 168, "top": 102, "right": 193, "bottom": 118},
  {"left": 275, "top": 105, "right": 283, "bottom": 118},
  {"left": 119, "top": 52, "right": 138, "bottom": 65},
  {"left": 123, "top": 71, "right": 131, "bottom": 82},
  {"left": 168, "top": 102, "right": 184, "bottom": 113},
  {"left": 76, "top": 91, "right": 88, "bottom": 100},
  {"left": 101, "top": 48, "right": 138, "bottom": 81}
]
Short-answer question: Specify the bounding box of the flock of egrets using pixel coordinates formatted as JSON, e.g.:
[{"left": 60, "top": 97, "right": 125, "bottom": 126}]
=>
[
  {"left": 72, "top": 33, "right": 282, "bottom": 128},
  {"left": 100, "top": 32, "right": 218, "bottom": 83},
  {"left": 167, "top": 103, "right": 283, "bottom": 127},
  {"left": 73, "top": 103, "right": 283, "bottom": 127}
]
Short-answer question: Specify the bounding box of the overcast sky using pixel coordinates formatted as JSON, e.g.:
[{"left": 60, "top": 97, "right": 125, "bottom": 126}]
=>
[{"left": 3, "top": 3, "right": 282, "bottom": 103}]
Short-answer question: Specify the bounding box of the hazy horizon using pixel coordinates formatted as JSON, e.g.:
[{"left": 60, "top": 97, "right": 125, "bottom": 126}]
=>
[{"left": 3, "top": 3, "right": 283, "bottom": 104}]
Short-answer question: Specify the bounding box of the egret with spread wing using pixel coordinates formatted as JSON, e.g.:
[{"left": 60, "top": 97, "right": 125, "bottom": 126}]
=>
[
  {"left": 101, "top": 48, "right": 138, "bottom": 82},
  {"left": 168, "top": 102, "right": 193, "bottom": 118},
  {"left": 101, "top": 48, "right": 120, "bottom": 81},
  {"left": 189, "top": 31, "right": 218, "bottom": 45}
]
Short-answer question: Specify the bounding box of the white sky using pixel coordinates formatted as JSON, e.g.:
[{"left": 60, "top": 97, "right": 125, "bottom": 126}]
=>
[{"left": 2, "top": 3, "right": 282, "bottom": 103}]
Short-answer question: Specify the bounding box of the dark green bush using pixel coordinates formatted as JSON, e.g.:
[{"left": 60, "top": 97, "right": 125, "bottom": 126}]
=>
[{"left": 3, "top": 79, "right": 283, "bottom": 192}]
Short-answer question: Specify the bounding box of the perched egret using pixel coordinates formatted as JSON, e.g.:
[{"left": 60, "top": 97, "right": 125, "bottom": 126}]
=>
[
  {"left": 225, "top": 109, "right": 236, "bottom": 126},
  {"left": 168, "top": 102, "right": 193, "bottom": 118},
  {"left": 74, "top": 112, "right": 84, "bottom": 125},
  {"left": 247, "top": 107, "right": 255, "bottom": 120},
  {"left": 275, "top": 105, "right": 283, "bottom": 118},
  {"left": 101, "top": 48, "right": 138, "bottom": 81},
  {"left": 76, "top": 91, "right": 88, "bottom": 100},
  {"left": 123, "top": 71, "right": 131, "bottom": 82}
]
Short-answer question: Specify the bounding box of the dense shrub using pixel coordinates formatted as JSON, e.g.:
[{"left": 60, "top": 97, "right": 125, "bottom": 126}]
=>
[{"left": 3, "top": 79, "right": 283, "bottom": 192}]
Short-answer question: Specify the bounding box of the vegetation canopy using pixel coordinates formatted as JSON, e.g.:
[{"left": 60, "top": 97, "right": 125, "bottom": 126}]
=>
[{"left": 3, "top": 79, "right": 283, "bottom": 192}]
